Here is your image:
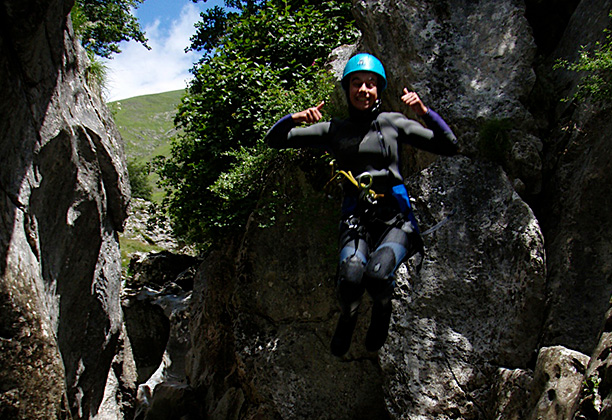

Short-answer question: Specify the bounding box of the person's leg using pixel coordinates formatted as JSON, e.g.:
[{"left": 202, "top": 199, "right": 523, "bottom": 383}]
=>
[
  {"left": 331, "top": 216, "right": 369, "bottom": 356},
  {"left": 364, "top": 218, "right": 421, "bottom": 351}
]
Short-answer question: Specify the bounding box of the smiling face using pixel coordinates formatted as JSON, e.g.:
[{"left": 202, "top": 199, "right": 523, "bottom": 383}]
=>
[{"left": 348, "top": 71, "right": 379, "bottom": 111}]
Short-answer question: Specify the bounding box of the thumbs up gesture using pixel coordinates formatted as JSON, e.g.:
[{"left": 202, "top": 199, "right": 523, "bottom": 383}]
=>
[{"left": 292, "top": 101, "right": 325, "bottom": 124}]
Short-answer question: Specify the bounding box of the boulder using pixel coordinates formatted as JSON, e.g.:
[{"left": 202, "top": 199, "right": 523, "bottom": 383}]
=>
[
  {"left": 187, "top": 164, "right": 391, "bottom": 420},
  {"left": 186, "top": 153, "right": 547, "bottom": 419},
  {"left": 123, "top": 251, "right": 200, "bottom": 419},
  {"left": 379, "top": 156, "right": 546, "bottom": 419},
  {"left": 128, "top": 250, "right": 200, "bottom": 289},
  {"left": 123, "top": 299, "right": 170, "bottom": 384},
  {"left": 528, "top": 346, "right": 589, "bottom": 420}
]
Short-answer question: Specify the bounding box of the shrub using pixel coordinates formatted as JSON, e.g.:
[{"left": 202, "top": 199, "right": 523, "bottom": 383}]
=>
[{"left": 555, "top": 11, "right": 612, "bottom": 103}]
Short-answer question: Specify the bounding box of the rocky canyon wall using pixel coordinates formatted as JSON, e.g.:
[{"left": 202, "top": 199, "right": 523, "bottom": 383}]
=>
[
  {"left": 0, "top": 0, "right": 133, "bottom": 418},
  {"left": 2, "top": 0, "right": 612, "bottom": 419},
  {"left": 187, "top": 0, "right": 612, "bottom": 419}
]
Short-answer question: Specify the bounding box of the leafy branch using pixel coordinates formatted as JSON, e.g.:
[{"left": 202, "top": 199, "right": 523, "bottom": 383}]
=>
[{"left": 555, "top": 11, "right": 612, "bottom": 103}]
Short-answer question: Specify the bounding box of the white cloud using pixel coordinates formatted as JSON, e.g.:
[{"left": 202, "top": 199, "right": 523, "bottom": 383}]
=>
[{"left": 104, "top": 3, "right": 203, "bottom": 101}]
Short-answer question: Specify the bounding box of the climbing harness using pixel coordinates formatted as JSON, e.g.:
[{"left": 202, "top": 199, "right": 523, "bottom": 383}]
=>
[
  {"left": 325, "top": 160, "right": 456, "bottom": 236},
  {"left": 325, "top": 161, "right": 384, "bottom": 204}
]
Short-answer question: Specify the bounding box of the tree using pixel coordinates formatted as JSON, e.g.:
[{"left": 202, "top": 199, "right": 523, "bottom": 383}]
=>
[
  {"left": 127, "top": 159, "right": 153, "bottom": 200},
  {"left": 155, "top": 0, "right": 357, "bottom": 248},
  {"left": 71, "top": 0, "right": 150, "bottom": 59},
  {"left": 188, "top": 0, "right": 266, "bottom": 55}
]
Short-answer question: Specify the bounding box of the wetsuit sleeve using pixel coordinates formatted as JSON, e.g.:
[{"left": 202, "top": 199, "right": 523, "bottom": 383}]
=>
[
  {"left": 394, "top": 110, "right": 458, "bottom": 156},
  {"left": 265, "top": 114, "right": 331, "bottom": 149}
]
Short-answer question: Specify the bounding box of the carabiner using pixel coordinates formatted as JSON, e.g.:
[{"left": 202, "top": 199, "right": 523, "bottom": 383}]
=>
[{"left": 356, "top": 172, "right": 373, "bottom": 190}]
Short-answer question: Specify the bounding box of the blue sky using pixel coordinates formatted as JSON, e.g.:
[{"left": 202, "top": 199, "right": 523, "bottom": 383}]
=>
[{"left": 104, "top": 0, "right": 225, "bottom": 101}]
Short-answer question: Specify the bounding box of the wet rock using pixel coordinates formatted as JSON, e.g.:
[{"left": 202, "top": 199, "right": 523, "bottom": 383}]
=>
[
  {"left": 123, "top": 299, "right": 171, "bottom": 384},
  {"left": 123, "top": 251, "right": 200, "bottom": 419},
  {"left": 128, "top": 251, "right": 200, "bottom": 290}
]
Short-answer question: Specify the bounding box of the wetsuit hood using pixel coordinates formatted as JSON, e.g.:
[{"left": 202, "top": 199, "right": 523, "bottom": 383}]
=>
[{"left": 348, "top": 98, "right": 382, "bottom": 122}]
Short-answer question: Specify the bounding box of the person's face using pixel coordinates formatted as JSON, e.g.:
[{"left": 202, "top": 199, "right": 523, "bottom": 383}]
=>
[{"left": 348, "top": 71, "right": 379, "bottom": 111}]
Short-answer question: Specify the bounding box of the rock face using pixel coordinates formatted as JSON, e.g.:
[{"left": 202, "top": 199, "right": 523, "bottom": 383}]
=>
[
  {"left": 188, "top": 164, "right": 390, "bottom": 420},
  {"left": 379, "top": 156, "right": 546, "bottom": 419},
  {"left": 0, "top": 0, "right": 133, "bottom": 418},
  {"left": 187, "top": 0, "right": 612, "bottom": 419},
  {"left": 535, "top": 0, "right": 612, "bottom": 355},
  {"left": 2, "top": 0, "right": 612, "bottom": 419},
  {"left": 353, "top": 0, "right": 543, "bottom": 194}
]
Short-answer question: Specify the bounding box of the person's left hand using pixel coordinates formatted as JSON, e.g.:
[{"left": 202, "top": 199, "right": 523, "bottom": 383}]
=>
[{"left": 401, "top": 89, "right": 428, "bottom": 116}]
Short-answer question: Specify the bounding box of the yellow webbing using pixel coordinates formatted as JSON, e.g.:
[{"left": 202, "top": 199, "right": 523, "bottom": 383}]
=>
[{"left": 324, "top": 161, "right": 384, "bottom": 201}]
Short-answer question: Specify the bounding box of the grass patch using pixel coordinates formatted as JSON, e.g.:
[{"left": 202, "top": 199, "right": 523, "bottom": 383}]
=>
[{"left": 119, "top": 236, "right": 164, "bottom": 270}]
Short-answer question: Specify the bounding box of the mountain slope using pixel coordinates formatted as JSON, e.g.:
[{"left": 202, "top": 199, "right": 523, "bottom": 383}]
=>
[
  {"left": 110, "top": 89, "right": 184, "bottom": 164},
  {"left": 110, "top": 89, "right": 184, "bottom": 202}
]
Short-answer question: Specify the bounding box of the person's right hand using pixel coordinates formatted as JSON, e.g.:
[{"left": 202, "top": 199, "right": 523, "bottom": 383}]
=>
[{"left": 292, "top": 101, "right": 325, "bottom": 124}]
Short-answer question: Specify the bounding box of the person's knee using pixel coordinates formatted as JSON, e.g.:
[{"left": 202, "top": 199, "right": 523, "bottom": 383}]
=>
[
  {"left": 364, "top": 247, "right": 397, "bottom": 303},
  {"left": 338, "top": 255, "right": 365, "bottom": 285},
  {"left": 367, "top": 279, "right": 395, "bottom": 305},
  {"left": 365, "top": 247, "right": 396, "bottom": 281},
  {"left": 337, "top": 255, "right": 365, "bottom": 307}
]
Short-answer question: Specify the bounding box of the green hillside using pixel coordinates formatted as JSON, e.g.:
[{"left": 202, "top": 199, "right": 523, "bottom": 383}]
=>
[
  {"left": 110, "top": 89, "right": 184, "bottom": 162},
  {"left": 110, "top": 89, "right": 184, "bottom": 201}
]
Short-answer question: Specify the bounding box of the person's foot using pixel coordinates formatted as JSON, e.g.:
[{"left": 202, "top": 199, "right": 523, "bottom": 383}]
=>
[
  {"left": 330, "top": 312, "right": 358, "bottom": 357},
  {"left": 365, "top": 302, "right": 392, "bottom": 352}
]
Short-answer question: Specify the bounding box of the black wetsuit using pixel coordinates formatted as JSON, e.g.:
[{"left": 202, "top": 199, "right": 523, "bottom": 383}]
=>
[{"left": 265, "top": 105, "right": 458, "bottom": 355}]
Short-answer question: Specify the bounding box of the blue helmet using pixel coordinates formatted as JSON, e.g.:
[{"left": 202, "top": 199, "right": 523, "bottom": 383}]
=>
[{"left": 341, "top": 53, "right": 387, "bottom": 92}]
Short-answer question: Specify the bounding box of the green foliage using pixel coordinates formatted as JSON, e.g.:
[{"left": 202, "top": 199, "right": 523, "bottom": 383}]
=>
[
  {"left": 156, "top": 0, "right": 357, "bottom": 248},
  {"left": 127, "top": 159, "right": 153, "bottom": 200},
  {"left": 71, "top": 0, "right": 149, "bottom": 95},
  {"left": 583, "top": 375, "right": 601, "bottom": 394},
  {"left": 209, "top": 72, "right": 337, "bottom": 201},
  {"left": 110, "top": 90, "right": 183, "bottom": 161},
  {"left": 72, "top": 0, "right": 149, "bottom": 59},
  {"left": 188, "top": 0, "right": 284, "bottom": 55},
  {"left": 84, "top": 50, "right": 108, "bottom": 93},
  {"left": 580, "top": 375, "right": 603, "bottom": 413},
  {"left": 188, "top": 5, "right": 228, "bottom": 55},
  {"left": 110, "top": 90, "right": 184, "bottom": 202},
  {"left": 555, "top": 11, "right": 612, "bottom": 103}
]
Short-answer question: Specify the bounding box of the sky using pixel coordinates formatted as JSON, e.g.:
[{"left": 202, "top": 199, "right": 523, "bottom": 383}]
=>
[{"left": 104, "top": 0, "right": 225, "bottom": 102}]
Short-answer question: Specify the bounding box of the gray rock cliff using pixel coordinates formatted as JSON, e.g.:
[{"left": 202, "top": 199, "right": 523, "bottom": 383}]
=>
[
  {"left": 185, "top": 0, "right": 612, "bottom": 419},
  {"left": 0, "top": 0, "right": 133, "bottom": 418},
  {"left": 2, "top": 0, "right": 612, "bottom": 419}
]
